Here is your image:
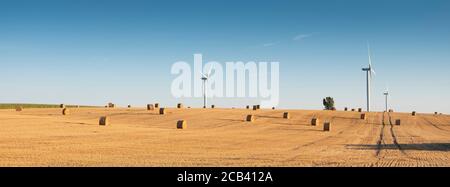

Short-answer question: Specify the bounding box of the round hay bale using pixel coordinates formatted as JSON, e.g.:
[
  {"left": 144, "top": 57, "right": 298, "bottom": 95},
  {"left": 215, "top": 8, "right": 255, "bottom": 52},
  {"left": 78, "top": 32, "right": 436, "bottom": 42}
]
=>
[
  {"left": 388, "top": 109, "right": 394, "bottom": 113},
  {"left": 16, "top": 106, "right": 23, "bottom": 112},
  {"left": 246, "top": 105, "right": 250, "bottom": 109},
  {"left": 412, "top": 111, "right": 416, "bottom": 116},
  {"left": 434, "top": 112, "right": 438, "bottom": 115},
  {"left": 128, "top": 105, "right": 131, "bottom": 108},
  {"left": 311, "top": 118, "right": 319, "bottom": 126},
  {"left": 395, "top": 119, "right": 401, "bottom": 126},
  {"left": 256, "top": 105, "right": 260, "bottom": 109},
  {"left": 211, "top": 105, "right": 215, "bottom": 109},
  {"left": 154, "top": 103, "right": 159, "bottom": 108},
  {"left": 283, "top": 112, "right": 290, "bottom": 119},
  {"left": 62, "top": 108, "right": 69, "bottom": 115},
  {"left": 272, "top": 107, "right": 275, "bottom": 110},
  {"left": 60, "top": 104, "right": 65, "bottom": 108},
  {"left": 344, "top": 107, "right": 348, "bottom": 111},
  {"left": 246, "top": 115, "right": 255, "bottom": 122},
  {"left": 253, "top": 105, "right": 258, "bottom": 110},
  {"left": 147, "top": 104, "right": 154, "bottom": 110},
  {"left": 351, "top": 109, "right": 355, "bottom": 112},
  {"left": 177, "top": 120, "right": 187, "bottom": 129},
  {"left": 358, "top": 108, "right": 362, "bottom": 112},
  {"left": 159, "top": 108, "right": 165, "bottom": 115},
  {"left": 177, "top": 103, "right": 183, "bottom": 109},
  {"left": 323, "top": 122, "right": 331, "bottom": 131},
  {"left": 360, "top": 113, "right": 366, "bottom": 120},
  {"left": 99, "top": 116, "right": 109, "bottom": 126}
]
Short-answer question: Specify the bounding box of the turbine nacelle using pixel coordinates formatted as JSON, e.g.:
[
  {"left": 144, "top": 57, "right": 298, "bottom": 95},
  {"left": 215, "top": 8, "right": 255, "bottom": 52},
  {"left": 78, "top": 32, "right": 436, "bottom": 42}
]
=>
[{"left": 200, "top": 72, "right": 208, "bottom": 80}]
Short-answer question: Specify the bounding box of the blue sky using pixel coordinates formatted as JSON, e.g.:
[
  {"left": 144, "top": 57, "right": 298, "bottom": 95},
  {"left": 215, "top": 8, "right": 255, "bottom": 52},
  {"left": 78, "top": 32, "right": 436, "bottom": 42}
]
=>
[{"left": 1, "top": 0, "right": 449, "bottom": 113}]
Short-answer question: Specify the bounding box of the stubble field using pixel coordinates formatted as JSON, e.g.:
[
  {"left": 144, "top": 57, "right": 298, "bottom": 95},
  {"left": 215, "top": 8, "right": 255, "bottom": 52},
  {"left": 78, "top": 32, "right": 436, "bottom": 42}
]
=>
[{"left": 0, "top": 107, "right": 449, "bottom": 166}]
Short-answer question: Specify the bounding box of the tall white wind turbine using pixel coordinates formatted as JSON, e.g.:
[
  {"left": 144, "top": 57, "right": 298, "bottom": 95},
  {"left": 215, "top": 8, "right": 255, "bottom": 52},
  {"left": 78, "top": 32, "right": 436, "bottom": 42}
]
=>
[
  {"left": 383, "top": 86, "right": 389, "bottom": 112},
  {"left": 362, "top": 43, "right": 376, "bottom": 112},
  {"left": 200, "top": 64, "right": 214, "bottom": 108}
]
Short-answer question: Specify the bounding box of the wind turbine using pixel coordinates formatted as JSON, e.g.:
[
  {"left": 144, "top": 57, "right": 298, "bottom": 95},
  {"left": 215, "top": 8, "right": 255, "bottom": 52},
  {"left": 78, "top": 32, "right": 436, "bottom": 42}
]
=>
[
  {"left": 200, "top": 64, "right": 214, "bottom": 108},
  {"left": 362, "top": 43, "right": 376, "bottom": 112},
  {"left": 383, "top": 86, "right": 389, "bottom": 112}
]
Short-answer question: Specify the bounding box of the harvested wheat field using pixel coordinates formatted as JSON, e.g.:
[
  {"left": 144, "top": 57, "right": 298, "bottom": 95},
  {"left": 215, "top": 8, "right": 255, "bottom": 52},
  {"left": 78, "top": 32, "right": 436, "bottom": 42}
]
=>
[{"left": 0, "top": 107, "right": 449, "bottom": 167}]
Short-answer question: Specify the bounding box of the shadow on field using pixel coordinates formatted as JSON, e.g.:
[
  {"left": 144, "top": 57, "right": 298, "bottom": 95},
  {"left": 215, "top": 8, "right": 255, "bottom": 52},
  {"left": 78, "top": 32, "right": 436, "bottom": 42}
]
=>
[
  {"left": 64, "top": 122, "right": 92, "bottom": 126},
  {"left": 346, "top": 143, "right": 450, "bottom": 152}
]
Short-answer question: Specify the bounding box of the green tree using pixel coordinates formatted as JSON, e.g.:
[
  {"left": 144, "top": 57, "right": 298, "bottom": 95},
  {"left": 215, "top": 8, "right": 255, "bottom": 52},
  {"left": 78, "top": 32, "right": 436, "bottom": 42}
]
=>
[{"left": 323, "top": 97, "right": 335, "bottom": 110}]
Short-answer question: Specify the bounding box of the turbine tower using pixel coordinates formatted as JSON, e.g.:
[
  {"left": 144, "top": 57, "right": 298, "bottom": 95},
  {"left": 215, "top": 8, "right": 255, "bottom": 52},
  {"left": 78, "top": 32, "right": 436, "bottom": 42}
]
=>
[
  {"left": 200, "top": 64, "right": 214, "bottom": 108},
  {"left": 362, "top": 43, "right": 376, "bottom": 112},
  {"left": 383, "top": 87, "right": 389, "bottom": 112}
]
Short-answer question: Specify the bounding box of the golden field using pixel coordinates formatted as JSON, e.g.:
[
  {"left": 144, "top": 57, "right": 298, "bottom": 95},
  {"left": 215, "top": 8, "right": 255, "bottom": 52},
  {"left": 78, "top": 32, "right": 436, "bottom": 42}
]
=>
[{"left": 0, "top": 107, "right": 449, "bottom": 166}]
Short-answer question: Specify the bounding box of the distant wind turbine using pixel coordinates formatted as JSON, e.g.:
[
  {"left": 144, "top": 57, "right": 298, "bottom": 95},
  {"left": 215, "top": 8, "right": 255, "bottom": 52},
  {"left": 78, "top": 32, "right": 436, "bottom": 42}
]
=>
[
  {"left": 200, "top": 64, "right": 214, "bottom": 108},
  {"left": 362, "top": 43, "right": 376, "bottom": 112},
  {"left": 384, "top": 86, "right": 389, "bottom": 112}
]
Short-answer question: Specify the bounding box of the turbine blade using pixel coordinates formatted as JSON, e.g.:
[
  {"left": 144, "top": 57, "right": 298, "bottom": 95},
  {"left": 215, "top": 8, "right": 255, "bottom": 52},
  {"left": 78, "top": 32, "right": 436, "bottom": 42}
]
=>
[
  {"left": 199, "top": 71, "right": 206, "bottom": 78},
  {"left": 367, "top": 43, "right": 376, "bottom": 76},
  {"left": 207, "top": 64, "right": 214, "bottom": 77},
  {"left": 367, "top": 42, "right": 373, "bottom": 70}
]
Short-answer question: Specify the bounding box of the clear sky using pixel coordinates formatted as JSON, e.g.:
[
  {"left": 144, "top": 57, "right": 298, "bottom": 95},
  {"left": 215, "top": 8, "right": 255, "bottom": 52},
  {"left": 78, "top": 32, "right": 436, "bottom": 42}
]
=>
[{"left": 1, "top": 0, "right": 449, "bottom": 113}]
